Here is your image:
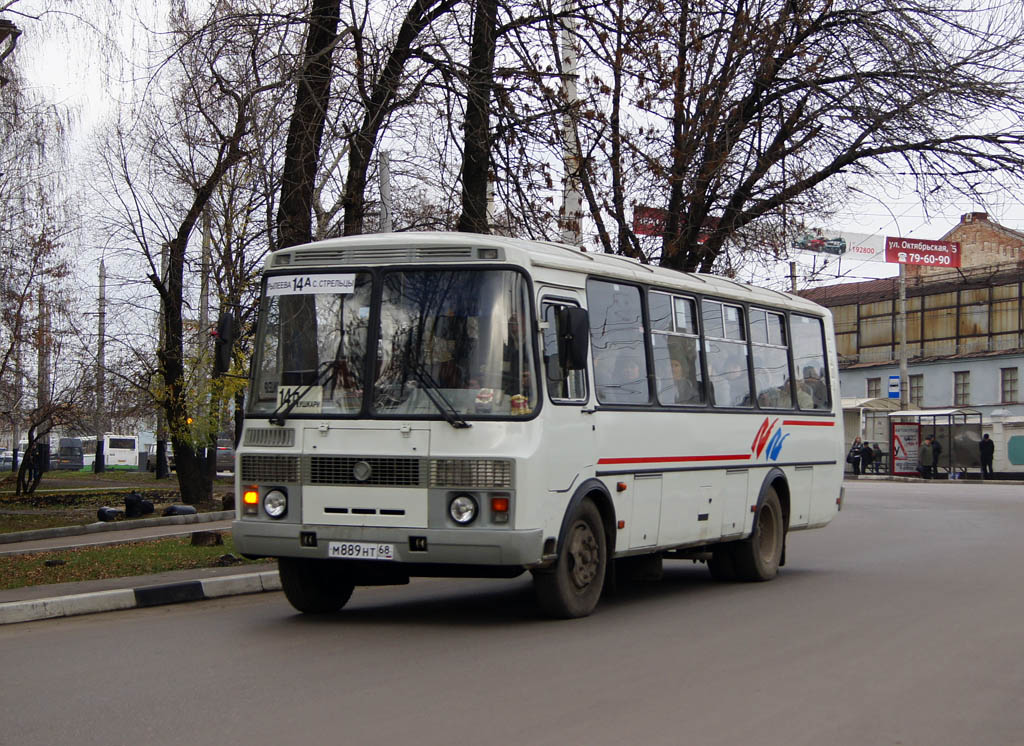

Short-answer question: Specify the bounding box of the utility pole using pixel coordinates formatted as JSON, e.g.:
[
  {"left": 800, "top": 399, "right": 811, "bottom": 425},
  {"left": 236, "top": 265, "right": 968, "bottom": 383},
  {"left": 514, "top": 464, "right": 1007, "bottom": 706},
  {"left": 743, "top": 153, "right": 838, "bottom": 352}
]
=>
[
  {"left": 155, "top": 243, "right": 170, "bottom": 479},
  {"left": 36, "top": 286, "right": 51, "bottom": 470},
  {"left": 94, "top": 260, "right": 106, "bottom": 472},
  {"left": 558, "top": 4, "right": 582, "bottom": 246},
  {"left": 379, "top": 151, "right": 393, "bottom": 232},
  {"left": 898, "top": 262, "right": 909, "bottom": 409},
  {"left": 12, "top": 340, "right": 21, "bottom": 468}
]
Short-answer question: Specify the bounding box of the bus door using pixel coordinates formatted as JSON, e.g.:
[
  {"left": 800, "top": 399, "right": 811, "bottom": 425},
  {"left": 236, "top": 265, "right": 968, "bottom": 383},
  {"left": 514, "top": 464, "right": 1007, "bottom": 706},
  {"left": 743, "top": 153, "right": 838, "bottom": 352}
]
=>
[{"left": 539, "top": 295, "right": 594, "bottom": 494}]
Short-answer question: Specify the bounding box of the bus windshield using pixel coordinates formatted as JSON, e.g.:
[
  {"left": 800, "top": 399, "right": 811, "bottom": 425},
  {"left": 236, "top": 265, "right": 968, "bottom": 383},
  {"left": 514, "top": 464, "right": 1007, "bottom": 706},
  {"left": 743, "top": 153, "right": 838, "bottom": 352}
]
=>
[{"left": 251, "top": 268, "right": 537, "bottom": 419}]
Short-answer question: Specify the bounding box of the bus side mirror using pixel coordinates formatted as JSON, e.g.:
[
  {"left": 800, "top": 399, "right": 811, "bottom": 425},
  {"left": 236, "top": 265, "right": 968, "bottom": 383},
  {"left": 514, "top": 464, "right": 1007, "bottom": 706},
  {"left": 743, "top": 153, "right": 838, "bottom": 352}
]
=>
[
  {"left": 557, "top": 307, "right": 589, "bottom": 371},
  {"left": 214, "top": 312, "right": 236, "bottom": 375}
]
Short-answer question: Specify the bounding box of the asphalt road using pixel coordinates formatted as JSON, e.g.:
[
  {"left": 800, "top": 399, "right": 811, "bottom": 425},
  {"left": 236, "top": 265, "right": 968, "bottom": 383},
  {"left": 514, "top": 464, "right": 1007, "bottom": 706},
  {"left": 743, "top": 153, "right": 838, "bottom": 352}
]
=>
[{"left": 2, "top": 480, "right": 1023, "bottom": 746}]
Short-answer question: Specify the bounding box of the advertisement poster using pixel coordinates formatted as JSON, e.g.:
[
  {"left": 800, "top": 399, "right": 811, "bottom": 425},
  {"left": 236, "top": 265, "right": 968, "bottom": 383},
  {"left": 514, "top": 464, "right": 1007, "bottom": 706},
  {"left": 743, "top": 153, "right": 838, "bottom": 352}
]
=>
[
  {"left": 791, "top": 230, "right": 886, "bottom": 262},
  {"left": 884, "top": 236, "right": 961, "bottom": 268},
  {"left": 891, "top": 421, "right": 921, "bottom": 476}
]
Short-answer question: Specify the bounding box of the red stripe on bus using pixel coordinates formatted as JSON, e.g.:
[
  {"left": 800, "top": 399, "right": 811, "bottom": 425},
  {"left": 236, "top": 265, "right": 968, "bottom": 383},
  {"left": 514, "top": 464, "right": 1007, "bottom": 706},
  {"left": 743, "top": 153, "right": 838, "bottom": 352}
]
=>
[
  {"left": 781, "top": 420, "right": 835, "bottom": 427},
  {"left": 597, "top": 454, "right": 752, "bottom": 465}
]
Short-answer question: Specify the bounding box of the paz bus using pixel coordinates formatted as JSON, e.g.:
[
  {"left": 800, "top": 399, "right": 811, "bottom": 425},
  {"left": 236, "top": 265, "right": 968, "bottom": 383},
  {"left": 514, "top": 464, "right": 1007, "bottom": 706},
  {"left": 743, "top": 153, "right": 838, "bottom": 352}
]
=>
[{"left": 230, "top": 232, "right": 843, "bottom": 618}]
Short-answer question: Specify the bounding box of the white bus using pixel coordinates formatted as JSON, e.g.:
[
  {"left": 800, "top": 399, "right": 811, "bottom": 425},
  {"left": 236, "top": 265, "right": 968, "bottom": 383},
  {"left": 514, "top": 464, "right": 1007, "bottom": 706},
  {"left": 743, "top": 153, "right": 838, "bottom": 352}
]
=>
[
  {"left": 232, "top": 232, "right": 843, "bottom": 618},
  {"left": 82, "top": 434, "right": 140, "bottom": 470}
]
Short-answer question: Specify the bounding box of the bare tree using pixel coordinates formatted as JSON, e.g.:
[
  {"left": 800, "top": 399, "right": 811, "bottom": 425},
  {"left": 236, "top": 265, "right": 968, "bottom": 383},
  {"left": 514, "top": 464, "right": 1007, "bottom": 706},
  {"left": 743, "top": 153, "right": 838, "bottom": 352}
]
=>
[
  {"left": 566, "top": 0, "right": 1024, "bottom": 271},
  {"left": 95, "top": 1, "right": 300, "bottom": 503}
]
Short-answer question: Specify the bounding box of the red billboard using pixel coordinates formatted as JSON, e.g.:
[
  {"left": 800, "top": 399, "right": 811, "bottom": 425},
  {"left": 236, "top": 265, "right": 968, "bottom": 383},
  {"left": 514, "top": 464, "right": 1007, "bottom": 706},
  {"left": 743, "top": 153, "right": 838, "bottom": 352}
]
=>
[
  {"left": 885, "top": 236, "right": 961, "bottom": 268},
  {"left": 633, "top": 206, "right": 666, "bottom": 236},
  {"left": 632, "top": 206, "right": 718, "bottom": 242}
]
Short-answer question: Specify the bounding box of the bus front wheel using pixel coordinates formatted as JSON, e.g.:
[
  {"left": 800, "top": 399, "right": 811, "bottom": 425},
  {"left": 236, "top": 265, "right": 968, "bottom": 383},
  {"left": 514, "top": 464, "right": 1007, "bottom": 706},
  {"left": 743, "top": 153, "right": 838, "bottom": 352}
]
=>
[
  {"left": 278, "top": 557, "right": 355, "bottom": 614},
  {"left": 733, "top": 487, "right": 784, "bottom": 582},
  {"left": 532, "top": 498, "right": 607, "bottom": 618}
]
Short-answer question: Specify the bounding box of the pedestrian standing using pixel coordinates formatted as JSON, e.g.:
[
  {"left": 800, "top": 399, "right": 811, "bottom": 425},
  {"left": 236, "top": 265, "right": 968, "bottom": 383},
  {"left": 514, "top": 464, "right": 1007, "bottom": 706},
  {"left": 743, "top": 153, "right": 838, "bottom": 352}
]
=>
[
  {"left": 848, "top": 437, "right": 863, "bottom": 475},
  {"left": 919, "top": 436, "right": 935, "bottom": 479},
  {"left": 871, "top": 443, "right": 883, "bottom": 473},
  {"left": 980, "top": 433, "right": 995, "bottom": 479}
]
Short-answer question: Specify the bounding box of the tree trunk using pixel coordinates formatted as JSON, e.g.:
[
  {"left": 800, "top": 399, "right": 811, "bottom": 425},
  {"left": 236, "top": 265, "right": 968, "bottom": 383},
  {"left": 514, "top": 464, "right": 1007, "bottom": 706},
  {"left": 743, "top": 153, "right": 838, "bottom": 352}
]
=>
[
  {"left": 457, "top": 0, "right": 498, "bottom": 234},
  {"left": 277, "top": 0, "right": 341, "bottom": 249}
]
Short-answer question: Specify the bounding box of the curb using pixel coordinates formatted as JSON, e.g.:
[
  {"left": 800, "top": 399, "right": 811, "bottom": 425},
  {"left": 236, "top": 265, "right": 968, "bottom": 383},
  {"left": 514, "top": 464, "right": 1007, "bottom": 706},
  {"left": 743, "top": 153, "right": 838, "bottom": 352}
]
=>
[
  {"left": 0, "top": 569, "right": 281, "bottom": 625},
  {"left": 0, "top": 511, "right": 236, "bottom": 545}
]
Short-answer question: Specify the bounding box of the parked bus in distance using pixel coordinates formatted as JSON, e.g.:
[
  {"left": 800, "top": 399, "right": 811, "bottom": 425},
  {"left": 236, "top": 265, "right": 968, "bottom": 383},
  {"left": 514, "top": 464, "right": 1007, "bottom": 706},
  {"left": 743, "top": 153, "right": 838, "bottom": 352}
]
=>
[
  {"left": 82, "top": 434, "right": 140, "bottom": 470},
  {"left": 229, "top": 233, "right": 844, "bottom": 618},
  {"left": 52, "top": 438, "right": 84, "bottom": 470}
]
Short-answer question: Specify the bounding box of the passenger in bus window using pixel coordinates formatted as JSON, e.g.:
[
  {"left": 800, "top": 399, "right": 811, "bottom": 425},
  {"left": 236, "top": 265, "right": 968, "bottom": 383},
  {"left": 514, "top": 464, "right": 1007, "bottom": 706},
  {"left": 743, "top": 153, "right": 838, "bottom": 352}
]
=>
[
  {"left": 601, "top": 355, "right": 646, "bottom": 403},
  {"left": 716, "top": 348, "right": 750, "bottom": 407},
  {"left": 670, "top": 357, "right": 701, "bottom": 404}
]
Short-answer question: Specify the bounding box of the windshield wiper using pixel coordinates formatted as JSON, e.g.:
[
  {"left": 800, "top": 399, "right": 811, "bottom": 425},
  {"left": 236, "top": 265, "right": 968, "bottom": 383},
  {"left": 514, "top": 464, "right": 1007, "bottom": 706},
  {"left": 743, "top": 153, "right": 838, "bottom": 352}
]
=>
[
  {"left": 269, "top": 361, "right": 336, "bottom": 426},
  {"left": 406, "top": 358, "right": 471, "bottom": 429}
]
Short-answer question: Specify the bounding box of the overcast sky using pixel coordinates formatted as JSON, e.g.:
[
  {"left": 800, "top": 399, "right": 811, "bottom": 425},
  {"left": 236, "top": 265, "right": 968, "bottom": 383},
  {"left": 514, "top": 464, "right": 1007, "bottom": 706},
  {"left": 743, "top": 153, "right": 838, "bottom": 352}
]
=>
[{"left": 11, "top": 2, "right": 1024, "bottom": 291}]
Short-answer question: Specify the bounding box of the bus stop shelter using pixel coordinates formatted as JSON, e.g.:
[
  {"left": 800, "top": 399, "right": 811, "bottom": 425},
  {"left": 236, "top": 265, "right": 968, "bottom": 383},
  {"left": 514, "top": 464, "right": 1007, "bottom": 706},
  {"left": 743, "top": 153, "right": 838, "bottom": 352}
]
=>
[
  {"left": 842, "top": 397, "right": 901, "bottom": 473},
  {"left": 867, "top": 409, "right": 982, "bottom": 477}
]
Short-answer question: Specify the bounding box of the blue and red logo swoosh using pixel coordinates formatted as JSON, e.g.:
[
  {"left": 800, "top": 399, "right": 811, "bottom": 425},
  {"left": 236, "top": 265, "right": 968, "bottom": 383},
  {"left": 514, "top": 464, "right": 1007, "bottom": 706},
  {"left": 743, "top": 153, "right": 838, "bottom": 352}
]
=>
[{"left": 751, "top": 417, "right": 788, "bottom": 461}]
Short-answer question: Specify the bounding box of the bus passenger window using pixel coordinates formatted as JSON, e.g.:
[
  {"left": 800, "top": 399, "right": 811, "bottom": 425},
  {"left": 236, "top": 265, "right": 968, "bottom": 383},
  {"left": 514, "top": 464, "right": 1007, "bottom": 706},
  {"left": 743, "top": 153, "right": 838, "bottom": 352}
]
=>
[
  {"left": 751, "top": 308, "right": 791, "bottom": 409},
  {"left": 703, "top": 300, "right": 751, "bottom": 408},
  {"left": 588, "top": 280, "right": 649, "bottom": 405},
  {"left": 650, "top": 292, "right": 704, "bottom": 406},
  {"left": 791, "top": 314, "right": 830, "bottom": 410}
]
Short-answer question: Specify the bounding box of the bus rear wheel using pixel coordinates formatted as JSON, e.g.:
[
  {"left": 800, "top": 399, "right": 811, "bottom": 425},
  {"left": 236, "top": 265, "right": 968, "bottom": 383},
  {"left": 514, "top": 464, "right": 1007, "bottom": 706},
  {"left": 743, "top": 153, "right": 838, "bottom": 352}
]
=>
[
  {"left": 533, "top": 498, "right": 607, "bottom": 619},
  {"left": 733, "top": 487, "right": 784, "bottom": 582},
  {"left": 278, "top": 557, "right": 355, "bottom": 614}
]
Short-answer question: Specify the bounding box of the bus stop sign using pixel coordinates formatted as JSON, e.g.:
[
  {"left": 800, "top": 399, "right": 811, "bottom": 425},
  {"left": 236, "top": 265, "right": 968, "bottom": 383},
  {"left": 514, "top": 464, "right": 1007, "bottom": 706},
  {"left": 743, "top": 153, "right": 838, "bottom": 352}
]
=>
[{"left": 888, "top": 375, "right": 900, "bottom": 399}]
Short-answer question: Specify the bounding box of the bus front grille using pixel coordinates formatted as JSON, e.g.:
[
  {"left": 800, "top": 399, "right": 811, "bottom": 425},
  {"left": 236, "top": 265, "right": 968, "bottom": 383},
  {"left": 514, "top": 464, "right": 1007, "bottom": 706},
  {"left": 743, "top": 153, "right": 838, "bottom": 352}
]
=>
[
  {"left": 308, "top": 456, "right": 424, "bottom": 487},
  {"left": 240, "top": 454, "right": 301, "bottom": 483},
  {"left": 243, "top": 428, "right": 295, "bottom": 447}
]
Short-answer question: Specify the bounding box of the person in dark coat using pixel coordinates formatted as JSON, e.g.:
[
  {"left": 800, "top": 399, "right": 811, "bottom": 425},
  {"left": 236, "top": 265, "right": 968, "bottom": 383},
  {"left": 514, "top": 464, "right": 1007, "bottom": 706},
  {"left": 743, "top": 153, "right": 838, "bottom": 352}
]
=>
[
  {"left": 980, "top": 433, "right": 995, "bottom": 479},
  {"left": 848, "top": 437, "right": 863, "bottom": 475},
  {"left": 859, "top": 441, "right": 874, "bottom": 475},
  {"left": 919, "top": 436, "right": 935, "bottom": 479}
]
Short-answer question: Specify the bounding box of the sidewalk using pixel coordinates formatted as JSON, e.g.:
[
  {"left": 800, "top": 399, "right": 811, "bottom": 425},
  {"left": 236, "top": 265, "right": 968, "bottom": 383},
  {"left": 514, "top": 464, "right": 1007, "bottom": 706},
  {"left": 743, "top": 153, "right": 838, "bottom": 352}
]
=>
[{"left": 0, "top": 512, "right": 280, "bottom": 626}]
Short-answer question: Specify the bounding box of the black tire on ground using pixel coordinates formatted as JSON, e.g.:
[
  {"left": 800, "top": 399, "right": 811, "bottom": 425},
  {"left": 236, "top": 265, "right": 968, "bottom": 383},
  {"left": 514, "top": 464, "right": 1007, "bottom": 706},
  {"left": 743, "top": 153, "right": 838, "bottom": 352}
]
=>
[
  {"left": 732, "top": 486, "right": 784, "bottom": 582},
  {"left": 707, "top": 544, "right": 737, "bottom": 581},
  {"left": 533, "top": 498, "right": 607, "bottom": 619},
  {"left": 278, "top": 557, "right": 355, "bottom": 614}
]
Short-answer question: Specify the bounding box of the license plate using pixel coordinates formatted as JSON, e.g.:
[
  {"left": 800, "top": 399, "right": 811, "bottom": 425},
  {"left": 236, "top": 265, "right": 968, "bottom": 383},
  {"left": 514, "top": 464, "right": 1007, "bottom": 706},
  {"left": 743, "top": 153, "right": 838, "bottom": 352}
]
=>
[{"left": 327, "top": 541, "right": 395, "bottom": 561}]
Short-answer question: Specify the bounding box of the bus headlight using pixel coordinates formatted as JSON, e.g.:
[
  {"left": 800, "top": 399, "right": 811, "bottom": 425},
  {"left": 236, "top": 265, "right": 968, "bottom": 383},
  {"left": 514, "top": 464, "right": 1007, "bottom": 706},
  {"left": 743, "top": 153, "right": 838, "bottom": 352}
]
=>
[
  {"left": 264, "top": 489, "right": 288, "bottom": 519},
  {"left": 449, "top": 494, "right": 478, "bottom": 525}
]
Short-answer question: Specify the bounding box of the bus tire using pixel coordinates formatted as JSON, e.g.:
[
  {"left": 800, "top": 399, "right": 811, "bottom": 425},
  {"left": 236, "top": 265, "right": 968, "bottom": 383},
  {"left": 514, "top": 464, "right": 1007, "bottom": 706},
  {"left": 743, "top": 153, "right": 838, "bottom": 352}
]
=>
[
  {"left": 707, "top": 545, "right": 737, "bottom": 581},
  {"left": 278, "top": 557, "right": 355, "bottom": 614},
  {"left": 733, "top": 487, "right": 784, "bottom": 582},
  {"left": 533, "top": 498, "right": 607, "bottom": 618}
]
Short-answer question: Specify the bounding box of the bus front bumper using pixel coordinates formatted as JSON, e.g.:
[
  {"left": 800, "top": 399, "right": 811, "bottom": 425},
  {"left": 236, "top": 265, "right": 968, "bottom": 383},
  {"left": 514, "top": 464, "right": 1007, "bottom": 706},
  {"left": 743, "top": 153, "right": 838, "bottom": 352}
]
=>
[{"left": 232, "top": 520, "right": 546, "bottom": 568}]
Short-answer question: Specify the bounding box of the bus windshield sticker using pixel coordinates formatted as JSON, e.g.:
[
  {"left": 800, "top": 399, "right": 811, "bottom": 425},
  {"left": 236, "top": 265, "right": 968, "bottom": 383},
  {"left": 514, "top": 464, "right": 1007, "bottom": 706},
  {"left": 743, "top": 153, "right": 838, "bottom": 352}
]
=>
[
  {"left": 266, "top": 274, "right": 356, "bottom": 296},
  {"left": 276, "top": 385, "right": 324, "bottom": 414}
]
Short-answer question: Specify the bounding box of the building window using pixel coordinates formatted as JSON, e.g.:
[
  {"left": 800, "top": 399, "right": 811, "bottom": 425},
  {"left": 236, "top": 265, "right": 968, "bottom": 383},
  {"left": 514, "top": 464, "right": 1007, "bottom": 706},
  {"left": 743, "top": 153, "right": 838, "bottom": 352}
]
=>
[
  {"left": 909, "top": 374, "right": 924, "bottom": 407},
  {"left": 866, "top": 377, "right": 881, "bottom": 398},
  {"left": 953, "top": 371, "right": 970, "bottom": 407},
  {"left": 1001, "top": 367, "right": 1018, "bottom": 404}
]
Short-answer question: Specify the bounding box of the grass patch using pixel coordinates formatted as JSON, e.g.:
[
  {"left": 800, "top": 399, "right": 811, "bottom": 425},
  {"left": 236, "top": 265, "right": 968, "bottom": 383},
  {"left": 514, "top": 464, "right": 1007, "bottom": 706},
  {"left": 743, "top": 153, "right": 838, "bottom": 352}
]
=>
[
  {"left": 0, "top": 487, "right": 232, "bottom": 535},
  {"left": 0, "top": 535, "right": 262, "bottom": 590},
  {"left": 0, "top": 512, "right": 101, "bottom": 534}
]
